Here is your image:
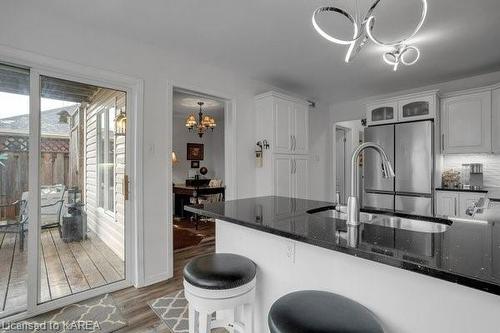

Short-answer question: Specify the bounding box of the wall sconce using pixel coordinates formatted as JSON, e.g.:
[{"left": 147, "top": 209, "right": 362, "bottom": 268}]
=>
[
  {"left": 172, "top": 151, "right": 178, "bottom": 164},
  {"left": 115, "top": 109, "right": 127, "bottom": 136}
]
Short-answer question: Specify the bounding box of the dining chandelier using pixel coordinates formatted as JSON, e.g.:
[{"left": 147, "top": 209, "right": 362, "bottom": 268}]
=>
[
  {"left": 185, "top": 101, "right": 216, "bottom": 137},
  {"left": 312, "top": 0, "right": 427, "bottom": 71}
]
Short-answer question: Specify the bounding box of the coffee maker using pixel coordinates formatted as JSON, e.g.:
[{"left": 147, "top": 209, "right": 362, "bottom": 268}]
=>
[{"left": 469, "top": 163, "right": 484, "bottom": 190}]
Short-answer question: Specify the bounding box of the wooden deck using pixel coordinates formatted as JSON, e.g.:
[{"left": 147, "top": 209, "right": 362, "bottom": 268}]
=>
[{"left": 0, "top": 229, "right": 124, "bottom": 314}]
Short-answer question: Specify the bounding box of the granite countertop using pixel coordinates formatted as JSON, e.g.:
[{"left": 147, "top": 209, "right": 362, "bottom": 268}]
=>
[
  {"left": 435, "top": 187, "right": 488, "bottom": 193},
  {"left": 185, "top": 196, "right": 500, "bottom": 296}
]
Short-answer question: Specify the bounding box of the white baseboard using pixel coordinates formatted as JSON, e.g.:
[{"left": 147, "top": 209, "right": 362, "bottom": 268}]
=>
[{"left": 141, "top": 271, "right": 173, "bottom": 287}]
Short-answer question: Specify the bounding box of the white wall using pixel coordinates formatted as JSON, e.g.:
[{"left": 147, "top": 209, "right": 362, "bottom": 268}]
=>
[
  {"left": 0, "top": 3, "right": 281, "bottom": 285},
  {"left": 172, "top": 114, "right": 225, "bottom": 183},
  {"left": 309, "top": 70, "right": 500, "bottom": 203}
]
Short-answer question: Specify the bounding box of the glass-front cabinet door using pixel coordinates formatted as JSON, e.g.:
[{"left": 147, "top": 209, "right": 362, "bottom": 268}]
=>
[
  {"left": 367, "top": 101, "right": 398, "bottom": 125},
  {"left": 398, "top": 94, "right": 436, "bottom": 122}
]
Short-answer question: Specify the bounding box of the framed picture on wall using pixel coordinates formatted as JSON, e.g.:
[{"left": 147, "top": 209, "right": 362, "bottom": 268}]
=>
[
  {"left": 191, "top": 161, "right": 200, "bottom": 168},
  {"left": 187, "top": 143, "right": 204, "bottom": 160}
]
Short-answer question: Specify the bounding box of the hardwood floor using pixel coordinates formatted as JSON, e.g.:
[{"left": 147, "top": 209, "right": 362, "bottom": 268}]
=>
[
  {"left": 112, "top": 240, "right": 215, "bottom": 332},
  {"left": 0, "top": 229, "right": 124, "bottom": 315}
]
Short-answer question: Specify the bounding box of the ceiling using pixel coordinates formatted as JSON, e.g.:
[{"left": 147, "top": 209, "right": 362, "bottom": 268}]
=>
[
  {"left": 16, "top": 0, "right": 500, "bottom": 103},
  {"left": 173, "top": 91, "right": 224, "bottom": 119}
]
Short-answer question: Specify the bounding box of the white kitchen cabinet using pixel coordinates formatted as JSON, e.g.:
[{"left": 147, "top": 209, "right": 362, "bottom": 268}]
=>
[
  {"left": 441, "top": 91, "right": 492, "bottom": 154},
  {"left": 436, "top": 191, "right": 458, "bottom": 217},
  {"left": 263, "top": 92, "right": 309, "bottom": 155},
  {"left": 293, "top": 103, "right": 309, "bottom": 155},
  {"left": 366, "top": 101, "right": 398, "bottom": 125},
  {"left": 273, "top": 98, "right": 293, "bottom": 154},
  {"left": 273, "top": 155, "right": 309, "bottom": 202},
  {"left": 492, "top": 88, "right": 500, "bottom": 153},
  {"left": 436, "top": 190, "right": 485, "bottom": 218},
  {"left": 256, "top": 91, "right": 310, "bottom": 199},
  {"left": 274, "top": 155, "right": 293, "bottom": 198},
  {"left": 366, "top": 90, "right": 438, "bottom": 125},
  {"left": 398, "top": 93, "right": 437, "bottom": 122}
]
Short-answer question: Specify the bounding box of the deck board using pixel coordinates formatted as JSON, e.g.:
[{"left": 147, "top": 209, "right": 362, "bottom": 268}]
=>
[
  {"left": 49, "top": 229, "right": 90, "bottom": 294},
  {"left": 67, "top": 242, "right": 107, "bottom": 289},
  {"left": 4, "top": 235, "right": 27, "bottom": 312},
  {"left": 0, "top": 229, "right": 124, "bottom": 315},
  {"left": 40, "top": 231, "right": 72, "bottom": 299}
]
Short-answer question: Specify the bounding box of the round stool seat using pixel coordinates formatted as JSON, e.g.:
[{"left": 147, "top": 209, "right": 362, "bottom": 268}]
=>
[
  {"left": 183, "top": 253, "right": 257, "bottom": 290},
  {"left": 268, "top": 290, "right": 384, "bottom": 333}
]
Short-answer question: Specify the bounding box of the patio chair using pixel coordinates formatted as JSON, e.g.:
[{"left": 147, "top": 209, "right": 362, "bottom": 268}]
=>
[
  {"left": 0, "top": 199, "right": 28, "bottom": 251},
  {"left": 0, "top": 185, "right": 66, "bottom": 251}
]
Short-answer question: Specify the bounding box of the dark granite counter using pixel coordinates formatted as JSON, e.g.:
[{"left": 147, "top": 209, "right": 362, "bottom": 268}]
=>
[
  {"left": 185, "top": 196, "right": 500, "bottom": 296},
  {"left": 435, "top": 187, "right": 488, "bottom": 193}
]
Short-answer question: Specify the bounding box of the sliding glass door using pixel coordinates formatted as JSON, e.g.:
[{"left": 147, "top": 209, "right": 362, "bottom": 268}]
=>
[
  {"left": 0, "top": 62, "right": 129, "bottom": 319},
  {"left": 37, "top": 75, "right": 126, "bottom": 305},
  {"left": 0, "top": 64, "right": 30, "bottom": 318}
]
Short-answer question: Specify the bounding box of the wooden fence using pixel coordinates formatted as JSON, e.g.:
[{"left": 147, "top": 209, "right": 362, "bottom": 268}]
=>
[{"left": 0, "top": 134, "right": 74, "bottom": 219}]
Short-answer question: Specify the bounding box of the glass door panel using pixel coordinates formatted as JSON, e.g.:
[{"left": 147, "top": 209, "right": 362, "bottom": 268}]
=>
[
  {"left": 0, "top": 63, "right": 30, "bottom": 318},
  {"left": 38, "top": 75, "right": 126, "bottom": 304}
]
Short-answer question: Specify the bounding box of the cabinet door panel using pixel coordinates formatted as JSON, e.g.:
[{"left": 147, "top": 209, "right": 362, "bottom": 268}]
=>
[
  {"left": 274, "top": 99, "right": 292, "bottom": 154},
  {"left": 293, "top": 104, "right": 309, "bottom": 154},
  {"left": 274, "top": 156, "right": 293, "bottom": 215},
  {"left": 493, "top": 88, "right": 500, "bottom": 153},
  {"left": 436, "top": 192, "right": 458, "bottom": 217},
  {"left": 441, "top": 91, "right": 491, "bottom": 153},
  {"left": 293, "top": 157, "right": 309, "bottom": 200},
  {"left": 398, "top": 94, "right": 436, "bottom": 122},
  {"left": 366, "top": 101, "right": 398, "bottom": 125}
]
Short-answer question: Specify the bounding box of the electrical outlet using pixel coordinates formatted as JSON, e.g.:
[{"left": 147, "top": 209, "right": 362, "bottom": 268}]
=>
[{"left": 286, "top": 241, "right": 296, "bottom": 263}]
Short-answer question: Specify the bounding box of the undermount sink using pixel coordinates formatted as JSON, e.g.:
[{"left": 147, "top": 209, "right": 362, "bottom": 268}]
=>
[{"left": 307, "top": 207, "right": 452, "bottom": 233}]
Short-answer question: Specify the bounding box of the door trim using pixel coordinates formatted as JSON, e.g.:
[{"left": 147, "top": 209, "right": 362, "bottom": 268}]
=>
[
  {"left": 166, "top": 82, "right": 238, "bottom": 282},
  {"left": 0, "top": 44, "right": 143, "bottom": 319}
]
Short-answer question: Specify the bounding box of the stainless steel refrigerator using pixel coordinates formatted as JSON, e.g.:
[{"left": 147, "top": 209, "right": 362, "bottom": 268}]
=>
[{"left": 363, "top": 120, "right": 434, "bottom": 216}]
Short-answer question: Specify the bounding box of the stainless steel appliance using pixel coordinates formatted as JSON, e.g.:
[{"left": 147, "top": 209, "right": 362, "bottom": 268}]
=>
[
  {"left": 363, "top": 120, "right": 434, "bottom": 216},
  {"left": 470, "top": 163, "right": 484, "bottom": 189}
]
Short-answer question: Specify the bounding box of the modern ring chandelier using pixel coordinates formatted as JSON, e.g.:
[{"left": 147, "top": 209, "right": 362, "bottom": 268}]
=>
[{"left": 312, "top": 0, "right": 427, "bottom": 71}]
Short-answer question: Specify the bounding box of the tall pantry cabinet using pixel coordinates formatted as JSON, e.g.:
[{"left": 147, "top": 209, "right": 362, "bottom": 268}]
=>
[{"left": 255, "top": 91, "right": 310, "bottom": 200}]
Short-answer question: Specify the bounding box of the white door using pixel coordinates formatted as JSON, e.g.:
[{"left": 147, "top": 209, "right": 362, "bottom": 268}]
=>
[
  {"left": 293, "top": 103, "right": 309, "bottom": 154},
  {"left": 441, "top": 91, "right": 491, "bottom": 153},
  {"left": 273, "top": 99, "right": 293, "bottom": 154},
  {"left": 458, "top": 192, "right": 484, "bottom": 217},
  {"left": 436, "top": 191, "right": 459, "bottom": 217},
  {"left": 492, "top": 88, "right": 500, "bottom": 153},
  {"left": 293, "top": 156, "right": 309, "bottom": 200}
]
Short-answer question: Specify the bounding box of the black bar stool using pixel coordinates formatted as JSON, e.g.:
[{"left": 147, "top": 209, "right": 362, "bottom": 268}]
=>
[
  {"left": 183, "top": 253, "right": 257, "bottom": 333},
  {"left": 268, "top": 290, "right": 384, "bottom": 333}
]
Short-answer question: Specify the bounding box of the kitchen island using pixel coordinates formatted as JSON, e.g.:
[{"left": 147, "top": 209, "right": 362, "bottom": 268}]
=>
[{"left": 185, "top": 196, "right": 500, "bottom": 333}]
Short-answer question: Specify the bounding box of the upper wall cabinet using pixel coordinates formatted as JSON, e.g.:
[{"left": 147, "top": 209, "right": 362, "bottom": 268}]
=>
[
  {"left": 441, "top": 90, "right": 491, "bottom": 154},
  {"left": 398, "top": 94, "right": 437, "bottom": 122},
  {"left": 367, "top": 102, "right": 398, "bottom": 125},
  {"left": 256, "top": 91, "right": 309, "bottom": 155},
  {"left": 493, "top": 88, "right": 500, "bottom": 154},
  {"left": 366, "top": 91, "right": 438, "bottom": 126}
]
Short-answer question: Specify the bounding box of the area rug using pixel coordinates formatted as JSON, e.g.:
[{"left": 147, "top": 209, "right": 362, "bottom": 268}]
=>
[
  {"left": 173, "top": 227, "right": 204, "bottom": 251},
  {"left": 149, "top": 290, "right": 189, "bottom": 333},
  {"left": 1, "top": 294, "right": 127, "bottom": 333},
  {"left": 149, "top": 290, "right": 227, "bottom": 333}
]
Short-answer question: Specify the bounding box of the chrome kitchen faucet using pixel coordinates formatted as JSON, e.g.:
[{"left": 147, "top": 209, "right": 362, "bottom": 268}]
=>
[{"left": 347, "top": 142, "right": 395, "bottom": 226}]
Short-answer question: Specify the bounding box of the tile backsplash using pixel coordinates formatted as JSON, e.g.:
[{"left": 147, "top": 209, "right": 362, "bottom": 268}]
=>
[{"left": 443, "top": 154, "right": 500, "bottom": 187}]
